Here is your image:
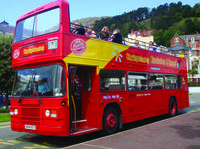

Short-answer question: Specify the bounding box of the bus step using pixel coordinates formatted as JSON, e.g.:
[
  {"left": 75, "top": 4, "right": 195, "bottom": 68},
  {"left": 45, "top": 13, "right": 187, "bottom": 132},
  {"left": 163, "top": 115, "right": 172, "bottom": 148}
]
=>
[
  {"left": 72, "top": 119, "right": 87, "bottom": 127},
  {"left": 71, "top": 127, "right": 98, "bottom": 135}
]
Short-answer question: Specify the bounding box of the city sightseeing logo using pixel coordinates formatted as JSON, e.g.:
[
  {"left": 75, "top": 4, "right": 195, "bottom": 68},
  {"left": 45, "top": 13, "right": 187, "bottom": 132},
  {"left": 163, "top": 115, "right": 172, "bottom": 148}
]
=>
[
  {"left": 13, "top": 49, "right": 20, "bottom": 59},
  {"left": 70, "top": 39, "right": 86, "bottom": 55}
]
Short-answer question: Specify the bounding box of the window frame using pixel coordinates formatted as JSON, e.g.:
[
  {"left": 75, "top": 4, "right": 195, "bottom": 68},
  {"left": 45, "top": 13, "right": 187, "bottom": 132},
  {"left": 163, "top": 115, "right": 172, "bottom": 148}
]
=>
[
  {"left": 165, "top": 74, "right": 177, "bottom": 90},
  {"left": 128, "top": 71, "right": 148, "bottom": 91},
  {"left": 100, "top": 69, "right": 126, "bottom": 93},
  {"left": 148, "top": 73, "right": 164, "bottom": 90},
  {"left": 14, "top": 7, "right": 61, "bottom": 43}
]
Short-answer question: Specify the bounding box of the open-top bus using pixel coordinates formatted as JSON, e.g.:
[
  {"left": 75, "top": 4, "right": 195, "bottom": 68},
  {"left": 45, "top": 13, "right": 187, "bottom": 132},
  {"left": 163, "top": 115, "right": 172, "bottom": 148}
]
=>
[{"left": 10, "top": 0, "right": 189, "bottom": 136}]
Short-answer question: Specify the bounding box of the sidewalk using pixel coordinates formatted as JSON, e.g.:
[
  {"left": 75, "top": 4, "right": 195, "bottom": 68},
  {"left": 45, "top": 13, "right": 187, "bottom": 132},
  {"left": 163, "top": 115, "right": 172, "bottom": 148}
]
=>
[
  {"left": 66, "top": 112, "right": 200, "bottom": 149},
  {"left": 0, "top": 122, "right": 10, "bottom": 126},
  {"left": 189, "top": 87, "right": 200, "bottom": 93}
]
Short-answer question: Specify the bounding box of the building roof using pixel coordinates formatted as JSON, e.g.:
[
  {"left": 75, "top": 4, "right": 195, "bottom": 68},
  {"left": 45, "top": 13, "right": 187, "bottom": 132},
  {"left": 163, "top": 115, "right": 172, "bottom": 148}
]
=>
[
  {"left": 0, "top": 22, "right": 15, "bottom": 35},
  {"left": 168, "top": 45, "right": 191, "bottom": 51},
  {"left": 128, "top": 29, "right": 153, "bottom": 37},
  {"left": 180, "top": 34, "right": 200, "bottom": 42}
]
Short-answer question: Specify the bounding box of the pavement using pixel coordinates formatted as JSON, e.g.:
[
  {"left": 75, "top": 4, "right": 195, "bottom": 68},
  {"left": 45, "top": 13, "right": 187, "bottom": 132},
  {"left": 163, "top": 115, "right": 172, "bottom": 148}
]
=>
[
  {"left": 66, "top": 112, "right": 200, "bottom": 149},
  {"left": 189, "top": 87, "right": 200, "bottom": 93}
]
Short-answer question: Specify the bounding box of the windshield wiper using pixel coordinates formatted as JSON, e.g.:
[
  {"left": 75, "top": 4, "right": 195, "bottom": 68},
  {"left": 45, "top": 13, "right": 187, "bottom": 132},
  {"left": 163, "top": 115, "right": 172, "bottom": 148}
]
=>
[
  {"left": 36, "top": 91, "right": 42, "bottom": 104},
  {"left": 17, "top": 93, "right": 22, "bottom": 103}
]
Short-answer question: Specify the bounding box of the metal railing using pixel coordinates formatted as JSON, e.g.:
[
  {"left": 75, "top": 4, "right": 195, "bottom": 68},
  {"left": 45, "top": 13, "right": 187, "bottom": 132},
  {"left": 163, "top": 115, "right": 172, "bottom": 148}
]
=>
[{"left": 70, "top": 23, "right": 183, "bottom": 57}]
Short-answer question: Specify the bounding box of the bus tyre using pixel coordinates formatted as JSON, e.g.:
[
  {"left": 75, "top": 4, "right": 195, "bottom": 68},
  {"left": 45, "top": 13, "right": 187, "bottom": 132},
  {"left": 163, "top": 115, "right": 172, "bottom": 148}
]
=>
[
  {"left": 102, "top": 107, "right": 119, "bottom": 135},
  {"left": 168, "top": 98, "right": 177, "bottom": 117}
]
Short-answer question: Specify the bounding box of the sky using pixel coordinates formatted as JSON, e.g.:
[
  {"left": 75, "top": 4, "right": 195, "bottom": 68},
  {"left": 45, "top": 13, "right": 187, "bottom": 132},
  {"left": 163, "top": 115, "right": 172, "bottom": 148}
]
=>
[{"left": 1, "top": 0, "right": 200, "bottom": 26}]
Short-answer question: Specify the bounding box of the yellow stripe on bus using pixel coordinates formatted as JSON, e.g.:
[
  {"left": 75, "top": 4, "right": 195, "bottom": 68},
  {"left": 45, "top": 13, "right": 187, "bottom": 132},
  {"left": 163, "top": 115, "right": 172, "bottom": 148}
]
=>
[{"left": 63, "top": 38, "right": 129, "bottom": 74}]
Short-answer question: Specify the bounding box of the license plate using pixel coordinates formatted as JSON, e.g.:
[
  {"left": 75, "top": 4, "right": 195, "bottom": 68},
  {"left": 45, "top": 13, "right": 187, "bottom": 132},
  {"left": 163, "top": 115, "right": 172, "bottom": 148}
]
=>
[{"left": 25, "top": 124, "right": 36, "bottom": 130}]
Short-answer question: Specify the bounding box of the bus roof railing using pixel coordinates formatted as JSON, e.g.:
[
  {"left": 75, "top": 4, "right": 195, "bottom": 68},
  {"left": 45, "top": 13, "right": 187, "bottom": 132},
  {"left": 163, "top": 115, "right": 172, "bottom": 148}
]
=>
[{"left": 70, "top": 23, "right": 182, "bottom": 57}]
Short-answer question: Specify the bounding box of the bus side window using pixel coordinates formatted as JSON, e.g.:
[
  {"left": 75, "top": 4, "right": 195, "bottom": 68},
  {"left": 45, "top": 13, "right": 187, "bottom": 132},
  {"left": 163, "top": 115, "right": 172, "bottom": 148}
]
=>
[
  {"left": 149, "top": 73, "right": 164, "bottom": 90},
  {"left": 178, "top": 75, "right": 182, "bottom": 89},
  {"left": 165, "top": 74, "right": 177, "bottom": 89},
  {"left": 128, "top": 72, "right": 147, "bottom": 91},
  {"left": 100, "top": 69, "right": 126, "bottom": 92}
]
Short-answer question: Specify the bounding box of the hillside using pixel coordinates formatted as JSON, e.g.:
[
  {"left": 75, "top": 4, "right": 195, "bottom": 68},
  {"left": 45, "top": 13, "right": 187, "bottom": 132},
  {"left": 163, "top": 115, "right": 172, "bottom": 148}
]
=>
[{"left": 71, "top": 16, "right": 110, "bottom": 26}]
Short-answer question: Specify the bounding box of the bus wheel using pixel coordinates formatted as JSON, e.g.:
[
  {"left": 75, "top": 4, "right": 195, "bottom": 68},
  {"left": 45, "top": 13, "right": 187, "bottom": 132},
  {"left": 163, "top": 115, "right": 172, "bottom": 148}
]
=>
[
  {"left": 102, "top": 107, "right": 118, "bottom": 135},
  {"left": 168, "top": 98, "right": 177, "bottom": 117}
]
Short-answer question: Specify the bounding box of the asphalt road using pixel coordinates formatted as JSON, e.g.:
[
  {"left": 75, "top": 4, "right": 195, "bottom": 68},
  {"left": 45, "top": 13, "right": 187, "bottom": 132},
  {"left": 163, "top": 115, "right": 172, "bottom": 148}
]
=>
[{"left": 0, "top": 93, "right": 200, "bottom": 149}]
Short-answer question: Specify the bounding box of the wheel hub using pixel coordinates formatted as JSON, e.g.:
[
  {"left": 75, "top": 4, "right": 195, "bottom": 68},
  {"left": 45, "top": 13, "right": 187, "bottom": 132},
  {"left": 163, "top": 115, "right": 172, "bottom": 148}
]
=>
[{"left": 106, "top": 113, "right": 116, "bottom": 129}]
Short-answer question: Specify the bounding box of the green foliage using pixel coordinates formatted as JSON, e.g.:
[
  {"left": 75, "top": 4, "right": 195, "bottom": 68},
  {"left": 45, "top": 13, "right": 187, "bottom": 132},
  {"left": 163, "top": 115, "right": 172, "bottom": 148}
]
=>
[
  {"left": 0, "top": 113, "right": 10, "bottom": 123},
  {"left": 0, "top": 35, "right": 15, "bottom": 92},
  {"left": 188, "top": 69, "right": 198, "bottom": 76},
  {"left": 93, "top": 1, "right": 200, "bottom": 47}
]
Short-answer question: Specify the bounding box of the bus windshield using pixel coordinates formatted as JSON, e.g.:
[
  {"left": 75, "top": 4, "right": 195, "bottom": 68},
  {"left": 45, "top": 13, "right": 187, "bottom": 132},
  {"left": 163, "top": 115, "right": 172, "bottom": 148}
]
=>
[
  {"left": 12, "top": 64, "right": 66, "bottom": 98},
  {"left": 14, "top": 8, "right": 60, "bottom": 43}
]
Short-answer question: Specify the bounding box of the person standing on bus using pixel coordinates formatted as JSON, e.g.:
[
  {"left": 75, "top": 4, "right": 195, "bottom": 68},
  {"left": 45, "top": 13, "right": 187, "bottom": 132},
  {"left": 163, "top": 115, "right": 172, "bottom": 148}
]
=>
[
  {"left": 72, "top": 22, "right": 85, "bottom": 35},
  {"left": 98, "top": 26, "right": 110, "bottom": 41},
  {"left": 111, "top": 29, "right": 122, "bottom": 44}
]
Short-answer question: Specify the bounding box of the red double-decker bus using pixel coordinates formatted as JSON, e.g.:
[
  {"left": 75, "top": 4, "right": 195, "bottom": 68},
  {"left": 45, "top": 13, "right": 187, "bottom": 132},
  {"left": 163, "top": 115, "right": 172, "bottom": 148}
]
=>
[{"left": 10, "top": 0, "right": 189, "bottom": 136}]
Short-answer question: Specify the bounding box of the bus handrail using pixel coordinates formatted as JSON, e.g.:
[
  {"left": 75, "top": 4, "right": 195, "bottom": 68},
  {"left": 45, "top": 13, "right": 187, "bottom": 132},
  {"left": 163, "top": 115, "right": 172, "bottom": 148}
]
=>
[{"left": 70, "top": 23, "right": 172, "bottom": 56}]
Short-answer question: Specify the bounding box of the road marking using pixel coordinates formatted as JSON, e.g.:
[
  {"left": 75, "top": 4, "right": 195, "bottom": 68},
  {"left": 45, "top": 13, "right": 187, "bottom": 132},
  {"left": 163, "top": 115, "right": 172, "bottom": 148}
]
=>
[
  {"left": 23, "top": 144, "right": 49, "bottom": 149},
  {"left": 0, "top": 125, "right": 10, "bottom": 129},
  {"left": 42, "top": 142, "right": 56, "bottom": 147},
  {"left": 82, "top": 143, "right": 113, "bottom": 149},
  {"left": 0, "top": 141, "right": 14, "bottom": 145}
]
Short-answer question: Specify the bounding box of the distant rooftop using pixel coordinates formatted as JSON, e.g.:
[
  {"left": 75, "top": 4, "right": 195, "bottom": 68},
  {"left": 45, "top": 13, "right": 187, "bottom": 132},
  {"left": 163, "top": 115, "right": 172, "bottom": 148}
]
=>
[{"left": 0, "top": 20, "right": 15, "bottom": 35}]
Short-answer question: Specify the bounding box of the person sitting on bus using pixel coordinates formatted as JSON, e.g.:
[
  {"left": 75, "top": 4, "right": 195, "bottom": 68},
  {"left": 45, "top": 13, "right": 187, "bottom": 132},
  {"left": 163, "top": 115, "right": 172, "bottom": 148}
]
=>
[
  {"left": 72, "top": 22, "right": 85, "bottom": 35},
  {"left": 85, "top": 25, "right": 96, "bottom": 38},
  {"left": 38, "top": 77, "right": 50, "bottom": 95},
  {"left": 148, "top": 41, "right": 157, "bottom": 52},
  {"left": 98, "top": 26, "right": 111, "bottom": 41},
  {"left": 111, "top": 29, "right": 122, "bottom": 44},
  {"left": 134, "top": 40, "right": 140, "bottom": 48}
]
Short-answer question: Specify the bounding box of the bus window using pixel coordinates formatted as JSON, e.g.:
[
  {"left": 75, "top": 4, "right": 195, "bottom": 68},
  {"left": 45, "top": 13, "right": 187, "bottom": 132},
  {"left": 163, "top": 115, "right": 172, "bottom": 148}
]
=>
[
  {"left": 100, "top": 70, "right": 126, "bottom": 92},
  {"left": 12, "top": 64, "right": 66, "bottom": 97},
  {"left": 14, "top": 8, "right": 60, "bottom": 43},
  {"left": 177, "top": 75, "right": 182, "bottom": 89},
  {"left": 128, "top": 72, "right": 147, "bottom": 91},
  {"left": 149, "top": 73, "right": 164, "bottom": 90},
  {"left": 165, "top": 74, "right": 177, "bottom": 89}
]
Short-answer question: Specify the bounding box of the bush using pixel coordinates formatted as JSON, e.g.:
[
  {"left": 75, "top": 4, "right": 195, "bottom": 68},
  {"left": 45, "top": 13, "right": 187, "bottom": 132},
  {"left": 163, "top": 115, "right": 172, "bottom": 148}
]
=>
[{"left": 188, "top": 83, "right": 200, "bottom": 87}]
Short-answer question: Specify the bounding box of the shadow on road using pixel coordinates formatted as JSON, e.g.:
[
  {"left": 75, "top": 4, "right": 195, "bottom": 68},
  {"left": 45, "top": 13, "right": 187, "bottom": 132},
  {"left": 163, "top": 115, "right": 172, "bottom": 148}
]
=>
[{"left": 16, "top": 112, "right": 187, "bottom": 148}]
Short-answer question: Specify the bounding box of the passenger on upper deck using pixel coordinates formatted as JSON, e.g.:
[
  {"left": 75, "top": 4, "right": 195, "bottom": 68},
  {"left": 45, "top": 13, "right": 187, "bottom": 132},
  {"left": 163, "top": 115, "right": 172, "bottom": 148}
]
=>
[
  {"left": 98, "top": 26, "right": 111, "bottom": 41},
  {"left": 134, "top": 40, "right": 140, "bottom": 48},
  {"left": 72, "top": 22, "right": 85, "bottom": 35},
  {"left": 85, "top": 25, "right": 96, "bottom": 38},
  {"left": 148, "top": 41, "right": 157, "bottom": 52},
  {"left": 111, "top": 29, "right": 122, "bottom": 44}
]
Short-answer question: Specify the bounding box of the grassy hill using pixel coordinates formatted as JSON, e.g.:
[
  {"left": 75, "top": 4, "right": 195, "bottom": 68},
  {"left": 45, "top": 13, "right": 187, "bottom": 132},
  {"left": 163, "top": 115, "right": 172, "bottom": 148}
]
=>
[{"left": 71, "top": 16, "right": 110, "bottom": 26}]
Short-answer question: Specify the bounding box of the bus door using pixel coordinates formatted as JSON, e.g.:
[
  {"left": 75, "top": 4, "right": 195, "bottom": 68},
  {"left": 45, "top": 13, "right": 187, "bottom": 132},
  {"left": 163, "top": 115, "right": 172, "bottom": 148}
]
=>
[{"left": 68, "top": 65, "right": 97, "bottom": 134}]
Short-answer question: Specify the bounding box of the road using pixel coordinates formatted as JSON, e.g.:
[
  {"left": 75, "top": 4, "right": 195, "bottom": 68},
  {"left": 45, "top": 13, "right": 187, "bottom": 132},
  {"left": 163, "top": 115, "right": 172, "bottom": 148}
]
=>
[{"left": 0, "top": 93, "right": 200, "bottom": 149}]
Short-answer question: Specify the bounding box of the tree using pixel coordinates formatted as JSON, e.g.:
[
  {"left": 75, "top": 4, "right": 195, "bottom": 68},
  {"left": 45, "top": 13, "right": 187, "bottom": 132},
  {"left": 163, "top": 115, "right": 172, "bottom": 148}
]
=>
[
  {"left": 188, "top": 69, "right": 198, "bottom": 83},
  {"left": 185, "top": 19, "right": 196, "bottom": 34},
  {"left": 0, "top": 35, "right": 15, "bottom": 93}
]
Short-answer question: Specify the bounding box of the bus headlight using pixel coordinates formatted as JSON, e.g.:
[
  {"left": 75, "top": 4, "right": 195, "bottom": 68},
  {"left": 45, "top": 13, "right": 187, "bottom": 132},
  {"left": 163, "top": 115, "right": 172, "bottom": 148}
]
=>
[
  {"left": 45, "top": 110, "right": 50, "bottom": 117},
  {"left": 10, "top": 108, "right": 14, "bottom": 115},
  {"left": 14, "top": 109, "right": 18, "bottom": 115},
  {"left": 45, "top": 109, "right": 57, "bottom": 118},
  {"left": 10, "top": 108, "right": 18, "bottom": 116}
]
